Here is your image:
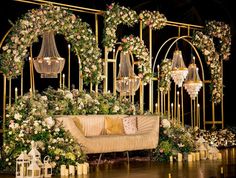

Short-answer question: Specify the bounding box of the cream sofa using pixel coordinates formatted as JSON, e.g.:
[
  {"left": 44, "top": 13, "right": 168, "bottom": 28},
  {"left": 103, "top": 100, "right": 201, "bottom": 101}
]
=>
[{"left": 57, "top": 115, "right": 160, "bottom": 154}]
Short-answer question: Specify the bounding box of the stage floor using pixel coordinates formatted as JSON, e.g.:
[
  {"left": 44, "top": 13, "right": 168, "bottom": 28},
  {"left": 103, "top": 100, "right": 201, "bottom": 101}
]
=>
[{"left": 1, "top": 147, "right": 236, "bottom": 178}]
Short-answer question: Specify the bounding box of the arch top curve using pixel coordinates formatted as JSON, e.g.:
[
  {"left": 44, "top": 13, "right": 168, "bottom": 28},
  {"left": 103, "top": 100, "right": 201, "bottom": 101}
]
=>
[{"left": 0, "top": 5, "right": 102, "bottom": 85}]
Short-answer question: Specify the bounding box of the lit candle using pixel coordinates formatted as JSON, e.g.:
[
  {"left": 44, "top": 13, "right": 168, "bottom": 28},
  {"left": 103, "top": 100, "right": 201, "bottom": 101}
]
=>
[
  {"left": 197, "top": 104, "right": 200, "bottom": 127},
  {"left": 64, "top": 168, "right": 69, "bottom": 176},
  {"left": 195, "top": 152, "right": 200, "bottom": 161},
  {"left": 60, "top": 165, "right": 66, "bottom": 176},
  {"left": 82, "top": 163, "right": 88, "bottom": 174},
  {"left": 169, "top": 156, "right": 173, "bottom": 162},
  {"left": 62, "top": 74, "right": 65, "bottom": 90},
  {"left": 217, "top": 152, "right": 222, "bottom": 160},
  {"left": 171, "top": 103, "right": 174, "bottom": 121},
  {"left": 69, "top": 165, "right": 75, "bottom": 176},
  {"left": 191, "top": 152, "right": 195, "bottom": 161},
  {"left": 155, "top": 103, "right": 158, "bottom": 114},
  {"left": 178, "top": 104, "right": 180, "bottom": 124},
  {"left": 177, "top": 153, "right": 182, "bottom": 161},
  {"left": 77, "top": 164, "right": 83, "bottom": 175},
  {"left": 15, "top": 87, "right": 18, "bottom": 102},
  {"left": 168, "top": 173, "right": 172, "bottom": 178},
  {"left": 208, "top": 153, "right": 213, "bottom": 160},
  {"left": 188, "top": 154, "right": 192, "bottom": 162}
]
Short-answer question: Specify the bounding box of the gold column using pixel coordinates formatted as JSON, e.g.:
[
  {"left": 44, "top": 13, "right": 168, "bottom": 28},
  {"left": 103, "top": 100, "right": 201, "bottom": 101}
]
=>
[
  {"left": 221, "top": 59, "right": 224, "bottom": 128},
  {"left": 149, "top": 27, "right": 153, "bottom": 113},
  {"left": 181, "top": 86, "right": 184, "bottom": 126},
  {"left": 212, "top": 101, "right": 215, "bottom": 128},
  {"left": 168, "top": 88, "right": 170, "bottom": 119},
  {"left": 103, "top": 47, "right": 108, "bottom": 93},
  {"left": 59, "top": 72, "right": 62, "bottom": 89},
  {"left": 3, "top": 75, "right": 7, "bottom": 140},
  {"left": 95, "top": 14, "right": 99, "bottom": 94},
  {"left": 29, "top": 45, "right": 35, "bottom": 96},
  {"left": 79, "top": 58, "right": 83, "bottom": 91},
  {"left": 21, "top": 68, "right": 23, "bottom": 96},
  {"left": 157, "top": 65, "right": 160, "bottom": 114},
  {"left": 8, "top": 78, "right": 12, "bottom": 105},
  {"left": 139, "top": 18, "right": 144, "bottom": 114},
  {"left": 68, "top": 44, "right": 71, "bottom": 90},
  {"left": 174, "top": 84, "right": 177, "bottom": 119},
  {"left": 113, "top": 49, "right": 116, "bottom": 95},
  {"left": 191, "top": 99, "right": 193, "bottom": 128}
]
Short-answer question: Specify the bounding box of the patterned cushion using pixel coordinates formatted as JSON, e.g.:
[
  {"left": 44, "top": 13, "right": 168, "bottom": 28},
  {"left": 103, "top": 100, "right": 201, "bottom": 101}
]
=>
[{"left": 123, "top": 116, "right": 137, "bottom": 134}]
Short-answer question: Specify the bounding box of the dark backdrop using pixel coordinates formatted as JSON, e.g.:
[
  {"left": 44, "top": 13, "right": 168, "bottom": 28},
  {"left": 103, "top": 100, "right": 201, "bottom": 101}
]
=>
[{"left": 0, "top": 0, "right": 235, "bottom": 128}]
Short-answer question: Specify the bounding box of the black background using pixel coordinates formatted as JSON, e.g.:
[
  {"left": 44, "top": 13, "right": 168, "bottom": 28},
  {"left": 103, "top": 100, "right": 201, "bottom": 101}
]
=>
[{"left": 0, "top": 0, "right": 235, "bottom": 128}]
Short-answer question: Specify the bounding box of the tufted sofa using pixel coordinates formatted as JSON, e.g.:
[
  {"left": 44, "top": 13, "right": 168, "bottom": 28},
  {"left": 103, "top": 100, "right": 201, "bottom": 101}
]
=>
[{"left": 57, "top": 115, "right": 160, "bottom": 154}]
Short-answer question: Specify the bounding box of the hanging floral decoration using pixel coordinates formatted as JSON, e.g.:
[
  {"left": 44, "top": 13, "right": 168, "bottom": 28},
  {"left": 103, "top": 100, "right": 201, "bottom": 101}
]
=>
[
  {"left": 0, "top": 5, "right": 102, "bottom": 85},
  {"left": 192, "top": 31, "right": 222, "bottom": 103},
  {"left": 159, "top": 58, "right": 172, "bottom": 93},
  {"left": 205, "top": 20, "right": 231, "bottom": 61},
  {"left": 119, "top": 35, "right": 152, "bottom": 85},
  {"left": 103, "top": 3, "right": 139, "bottom": 51},
  {"left": 139, "top": 10, "right": 167, "bottom": 30}
]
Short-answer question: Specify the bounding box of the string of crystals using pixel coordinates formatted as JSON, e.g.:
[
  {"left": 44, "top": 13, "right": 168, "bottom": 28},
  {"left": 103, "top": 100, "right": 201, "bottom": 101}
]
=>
[{"left": 171, "top": 50, "right": 188, "bottom": 87}]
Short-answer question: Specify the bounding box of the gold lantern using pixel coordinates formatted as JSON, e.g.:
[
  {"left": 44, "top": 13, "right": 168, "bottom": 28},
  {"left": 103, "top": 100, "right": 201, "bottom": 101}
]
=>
[
  {"left": 183, "top": 57, "right": 202, "bottom": 100},
  {"left": 16, "top": 151, "right": 30, "bottom": 178},
  {"left": 42, "top": 156, "right": 52, "bottom": 178},
  {"left": 33, "top": 31, "right": 65, "bottom": 78},
  {"left": 116, "top": 51, "right": 140, "bottom": 96},
  {"left": 171, "top": 50, "right": 188, "bottom": 87}
]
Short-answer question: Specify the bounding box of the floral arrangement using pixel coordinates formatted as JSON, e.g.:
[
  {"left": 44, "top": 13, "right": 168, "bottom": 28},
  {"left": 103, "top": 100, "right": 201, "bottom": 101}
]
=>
[
  {"left": 192, "top": 31, "right": 222, "bottom": 103},
  {"left": 103, "top": 3, "right": 139, "bottom": 51},
  {"left": 119, "top": 35, "right": 152, "bottom": 85},
  {"left": 158, "top": 58, "right": 172, "bottom": 93},
  {"left": 139, "top": 10, "right": 167, "bottom": 30},
  {"left": 2, "top": 92, "right": 86, "bottom": 174},
  {"left": 1, "top": 87, "right": 135, "bottom": 173},
  {"left": 43, "top": 87, "right": 134, "bottom": 115},
  {"left": 0, "top": 5, "right": 102, "bottom": 85},
  {"left": 153, "top": 118, "right": 195, "bottom": 162},
  {"left": 205, "top": 20, "right": 231, "bottom": 61}
]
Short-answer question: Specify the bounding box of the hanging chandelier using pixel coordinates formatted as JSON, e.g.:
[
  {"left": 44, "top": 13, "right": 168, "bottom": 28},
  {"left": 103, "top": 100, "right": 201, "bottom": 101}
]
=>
[
  {"left": 33, "top": 31, "right": 65, "bottom": 78},
  {"left": 183, "top": 58, "right": 202, "bottom": 100},
  {"left": 116, "top": 51, "right": 140, "bottom": 96},
  {"left": 171, "top": 50, "right": 188, "bottom": 87}
]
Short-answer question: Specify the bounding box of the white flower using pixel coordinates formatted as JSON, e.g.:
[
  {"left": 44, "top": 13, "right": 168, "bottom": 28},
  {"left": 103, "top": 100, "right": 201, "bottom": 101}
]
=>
[
  {"left": 161, "top": 119, "right": 171, "bottom": 129},
  {"left": 44, "top": 116, "right": 55, "bottom": 128},
  {"left": 14, "top": 113, "right": 22, "bottom": 120},
  {"left": 64, "top": 91, "right": 73, "bottom": 100}
]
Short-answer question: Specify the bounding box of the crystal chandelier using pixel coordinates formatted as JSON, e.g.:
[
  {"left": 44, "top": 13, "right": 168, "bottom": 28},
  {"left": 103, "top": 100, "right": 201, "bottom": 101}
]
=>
[
  {"left": 183, "top": 58, "right": 202, "bottom": 100},
  {"left": 171, "top": 50, "right": 188, "bottom": 87},
  {"left": 116, "top": 51, "right": 140, "bottom": 96},
  {"left": 33, "top": 31, "right": 65, "bottom": 78}
]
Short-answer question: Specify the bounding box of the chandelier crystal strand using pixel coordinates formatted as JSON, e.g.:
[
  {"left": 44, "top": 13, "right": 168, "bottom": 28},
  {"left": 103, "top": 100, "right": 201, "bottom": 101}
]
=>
[
  {"left": 184, "top": 57, "right": 202, "bottom": 100},
  {"left": 116, "top": 51, "right": 140, "bottom": 96},
  {"left": 171, "top": 50, "right": 188, "bottom": 87},
  {"left": 33, "top": 31, "right": 65, "bottom": 78}
]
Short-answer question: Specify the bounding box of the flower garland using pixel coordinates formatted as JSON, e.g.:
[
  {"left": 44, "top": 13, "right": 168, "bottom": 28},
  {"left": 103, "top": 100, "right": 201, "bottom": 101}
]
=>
[
  {"left": 159, "top": 58, "right": 172, "bottom": 93},
  {"left": 205, "top": 20, "right": 231, "bottom": 61},
  {"left": 139, "top": 10, "right": 167, "bottom": 30},
  {"left": 192, "top": 31, "right": 222, "bottom": 103},
  {"left": 103, "top": 3, "right": 139, "bottom": 51},
  {"left": 0, "top": 5, "right": 102, "bottom": 85},
  {"left": 119, "top": 35, "right": 152, "bottom": 85}
]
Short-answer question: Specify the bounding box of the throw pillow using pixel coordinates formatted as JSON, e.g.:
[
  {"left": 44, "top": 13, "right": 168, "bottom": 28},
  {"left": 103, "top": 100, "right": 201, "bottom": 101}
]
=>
[
  {"left": 104, "top": 116, "right": 124, "bottom": 135},
  {"left": 123, "top": 116, "right": 137, "bottom": 134},
  {"left": 72, "top": 117, "right": 85, "bottom": 135}
]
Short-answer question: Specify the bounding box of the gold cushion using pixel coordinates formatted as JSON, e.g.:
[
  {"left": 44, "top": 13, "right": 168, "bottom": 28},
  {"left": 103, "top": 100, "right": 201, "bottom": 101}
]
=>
[
  {"left": 73, "top": 117, "right": 85, "bottom": 135},
  {"left": 104, "top": 116, "right": 124, "bottom": 135}
]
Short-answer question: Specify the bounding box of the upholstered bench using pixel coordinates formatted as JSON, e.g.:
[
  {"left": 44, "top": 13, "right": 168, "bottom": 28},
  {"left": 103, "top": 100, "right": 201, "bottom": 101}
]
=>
[{"left": 57, "top": 115, "right": 160, "bottom": 162}]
